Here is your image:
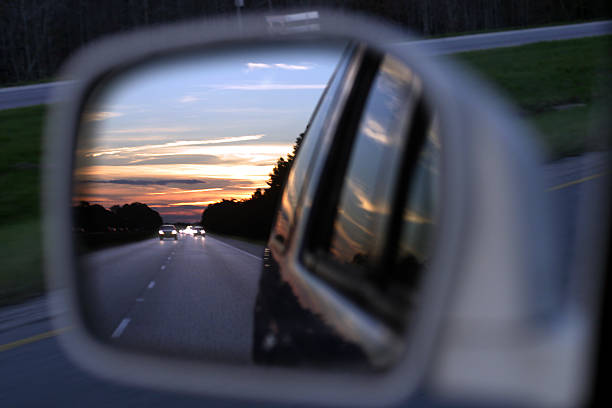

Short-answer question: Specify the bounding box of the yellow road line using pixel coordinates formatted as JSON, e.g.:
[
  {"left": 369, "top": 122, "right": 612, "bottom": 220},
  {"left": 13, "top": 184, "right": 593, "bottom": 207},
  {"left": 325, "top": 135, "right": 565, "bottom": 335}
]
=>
[
  {"left": 0, "top": 326, "right": 72, "bottom": 353},
  {"left": 546, "top": 172, "right": 607, "bottom": 192}
]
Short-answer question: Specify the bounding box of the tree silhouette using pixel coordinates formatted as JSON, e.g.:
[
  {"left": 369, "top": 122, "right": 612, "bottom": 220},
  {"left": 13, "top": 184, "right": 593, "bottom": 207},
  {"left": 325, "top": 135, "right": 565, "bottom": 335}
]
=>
[
  {"left": 1, "top": 1, "right": 608, "bottom": 85},
  {"left": 200, "top": 130, "right": 305, "bottom": 240},
  {"left": 73, "top": 201, "right": 162, "bottom": 232}
]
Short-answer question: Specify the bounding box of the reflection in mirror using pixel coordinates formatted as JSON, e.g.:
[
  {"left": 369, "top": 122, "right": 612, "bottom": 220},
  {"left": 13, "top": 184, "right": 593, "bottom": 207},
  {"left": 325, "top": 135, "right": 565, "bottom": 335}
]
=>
[
  {"left": 73, "top": 41, "right": 439, "bottom": 371},
  {"left": 73, "top": 43, "right": 346, "bottom": 363}
]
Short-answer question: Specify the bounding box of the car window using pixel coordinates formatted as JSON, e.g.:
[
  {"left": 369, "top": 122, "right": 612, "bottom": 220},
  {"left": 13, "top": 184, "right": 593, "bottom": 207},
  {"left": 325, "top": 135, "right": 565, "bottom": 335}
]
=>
[
  {"left": 272, "top": 46, "right": 355, "bottom": 246},
  {"left": 327, "top": 55, "right": 422, "bottom": 270}
]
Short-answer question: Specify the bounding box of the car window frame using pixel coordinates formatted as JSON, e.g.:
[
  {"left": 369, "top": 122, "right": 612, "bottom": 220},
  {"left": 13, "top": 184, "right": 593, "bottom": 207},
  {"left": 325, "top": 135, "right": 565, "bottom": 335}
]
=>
[
  {"left": 268, "top": 43, "right": 359, "bottom": 255},
  {"left": 301, "top": 52, "right": 432, "bottom": 329}
]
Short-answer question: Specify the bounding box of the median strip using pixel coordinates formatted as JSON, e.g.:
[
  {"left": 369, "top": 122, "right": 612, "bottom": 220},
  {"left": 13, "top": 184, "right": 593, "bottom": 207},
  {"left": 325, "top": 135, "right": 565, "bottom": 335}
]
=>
[{"left": 0, "top": 326, "right": 72, "bottom": 352}]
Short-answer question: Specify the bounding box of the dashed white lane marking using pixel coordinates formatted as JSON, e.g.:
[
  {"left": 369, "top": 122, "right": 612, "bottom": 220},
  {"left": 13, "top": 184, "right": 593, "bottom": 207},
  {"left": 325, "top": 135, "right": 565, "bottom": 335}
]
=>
[
  {"left": 136, "top": 298, "right": 144, "bottom": 302},
  {"left": 167, "top": 256, "right": 172, "bottom": 260},
  {"left": 212, "top": 238, "right": 262, "bottom": 261},
  {"left": 161, "top": 265, "right": 166, "bottom": 270},
  {"left": 111, "top": 318, "right": 131, "bottom": 338},
  {"left": 148, "top": 281, "right": 156, "bottom": 289}
]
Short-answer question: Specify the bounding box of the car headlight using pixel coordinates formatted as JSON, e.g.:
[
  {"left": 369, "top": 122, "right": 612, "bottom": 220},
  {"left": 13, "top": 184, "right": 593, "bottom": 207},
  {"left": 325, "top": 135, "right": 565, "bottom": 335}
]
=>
[
  {"left": 158, "top": 230, "right": 164, "bottom": 234},
  {"left": 172, "top": 230, "right": 177, "bottom": 234}
]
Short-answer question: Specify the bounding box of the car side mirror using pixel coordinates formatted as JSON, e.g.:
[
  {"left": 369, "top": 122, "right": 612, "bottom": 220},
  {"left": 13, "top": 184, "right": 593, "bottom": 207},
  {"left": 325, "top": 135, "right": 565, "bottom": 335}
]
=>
[{"left": 43, "top": 8, "right": 605, "bottom": 407}]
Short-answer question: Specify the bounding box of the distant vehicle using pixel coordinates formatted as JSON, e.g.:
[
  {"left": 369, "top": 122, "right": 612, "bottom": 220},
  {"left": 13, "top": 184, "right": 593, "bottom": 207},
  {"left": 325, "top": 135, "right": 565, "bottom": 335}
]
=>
[
  {"left": 183, "top": 226, "right": 194, "bottom": 235},
  {"left": 158, "top": 224, "right": 178, "bottom": 240},
  {"left": 193, "top": 226, "right": 205, "bottom": 237}
]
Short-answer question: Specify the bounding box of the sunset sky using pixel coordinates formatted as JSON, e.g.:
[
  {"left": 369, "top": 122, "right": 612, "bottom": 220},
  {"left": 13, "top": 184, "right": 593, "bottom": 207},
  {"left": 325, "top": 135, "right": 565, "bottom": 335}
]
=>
[{"left": 74, "top": 43, "right": 345, "bottom": 222}]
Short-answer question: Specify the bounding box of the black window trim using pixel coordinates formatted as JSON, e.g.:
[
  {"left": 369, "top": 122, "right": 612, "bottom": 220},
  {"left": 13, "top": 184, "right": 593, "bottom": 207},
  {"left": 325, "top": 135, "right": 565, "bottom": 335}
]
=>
[
  {"left": 268, "top": 42, "right": 360, "bottom": 254},
  {"left": 302, "top": 47, "right": 383, "bottom": 256}
]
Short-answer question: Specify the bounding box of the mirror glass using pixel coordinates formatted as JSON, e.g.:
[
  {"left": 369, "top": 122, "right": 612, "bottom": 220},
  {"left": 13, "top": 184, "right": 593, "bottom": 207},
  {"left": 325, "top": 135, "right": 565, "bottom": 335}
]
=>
[
  {"left": 73, "top": 41, "right": 437, "bottom": 371},
  {"left": 74, "top": 42, "right": 348, "bottom": 364}
]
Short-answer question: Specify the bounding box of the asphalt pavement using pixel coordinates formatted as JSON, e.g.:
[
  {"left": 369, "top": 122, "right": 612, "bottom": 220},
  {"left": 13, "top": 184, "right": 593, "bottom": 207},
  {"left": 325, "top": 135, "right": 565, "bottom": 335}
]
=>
[
  {"left": 395, "top": 19, "right": 612, "bottom": 55},
  {"left": 83, "top": 234, "right": 263, "bottom": 363},
  {"left": 0, "top": 234, "right": 270, "bottom": 407}
]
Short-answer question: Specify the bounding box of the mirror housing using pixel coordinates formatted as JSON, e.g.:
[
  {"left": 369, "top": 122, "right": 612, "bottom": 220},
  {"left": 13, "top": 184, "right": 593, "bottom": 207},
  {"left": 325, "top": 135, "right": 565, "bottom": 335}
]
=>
[{"left": 43, "top": 8, "right": 597, "bottom": 407}]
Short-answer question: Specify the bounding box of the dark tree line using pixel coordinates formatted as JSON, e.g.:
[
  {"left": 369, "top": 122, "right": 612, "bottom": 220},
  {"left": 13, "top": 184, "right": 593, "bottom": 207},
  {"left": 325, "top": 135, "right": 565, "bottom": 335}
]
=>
[
  {"left": 1, "top": 0, "right": 609, "bottom": 85},
  {"left": 73, "top": 201, "right": 162, "bottom": 233},
  {"left": 200, "top": 131, "right": 303, "bottom": 240}
]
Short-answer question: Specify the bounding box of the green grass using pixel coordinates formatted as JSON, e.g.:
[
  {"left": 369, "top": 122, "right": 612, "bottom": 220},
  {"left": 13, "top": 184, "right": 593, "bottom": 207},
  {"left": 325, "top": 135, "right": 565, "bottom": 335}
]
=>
[
  {"left": 531, "top": 104, "right": 593, "bottom": 157},
  {"left": 0, "top": 105, "right": 46, "bottom": 305},
  {"left": 0, "top": 105, "right": 46, "bottom": 224},
  {"left": 457, "top": 35, "right": 611, "bottom": 111},
  {"left": 457, "top": 35, "right": 611, "bottom": 159},
  {"left": 0, "top": 219, "right": 44, "bottom": 305}
]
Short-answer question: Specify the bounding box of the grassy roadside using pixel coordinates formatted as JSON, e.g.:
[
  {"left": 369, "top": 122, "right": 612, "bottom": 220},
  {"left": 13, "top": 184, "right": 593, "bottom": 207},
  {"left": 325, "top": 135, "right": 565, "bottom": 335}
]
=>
[
  {"left": 0, "top": 35, "right": 610, "bottom": 305},
  {"left": 0, "top": 220, "right": 44, "bottom": 305},
  {"left": 456, "top": 35, "right": 611, "bottom": 158},
  {"left": 0, "top": 105, "right": 46, "bottom": 305}
]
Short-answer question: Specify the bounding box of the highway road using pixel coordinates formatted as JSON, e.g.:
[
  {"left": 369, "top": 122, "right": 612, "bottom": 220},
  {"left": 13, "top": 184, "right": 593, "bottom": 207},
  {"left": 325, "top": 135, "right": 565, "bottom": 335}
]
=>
[
  {"left": 0, "top": 80, "right": 77, "bottom": 111},
  {"left": 395, "top": 19, "right": 612, "bottom": 54},
  {"left": 0, "top": 20, "right": 609, "bottom": 110},
  {"left": 83, "top": 234, "right": 263, "bottom": 363}
]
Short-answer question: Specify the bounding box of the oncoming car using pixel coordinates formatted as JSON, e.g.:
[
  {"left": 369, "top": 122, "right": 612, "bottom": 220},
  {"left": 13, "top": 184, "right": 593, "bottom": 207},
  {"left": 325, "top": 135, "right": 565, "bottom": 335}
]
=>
[
  {"left": 158, "top": 224, "right": 178, "bottom": 240},
  {"left": 193, "top": 226, "right": 205, "bottom": 237}
]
